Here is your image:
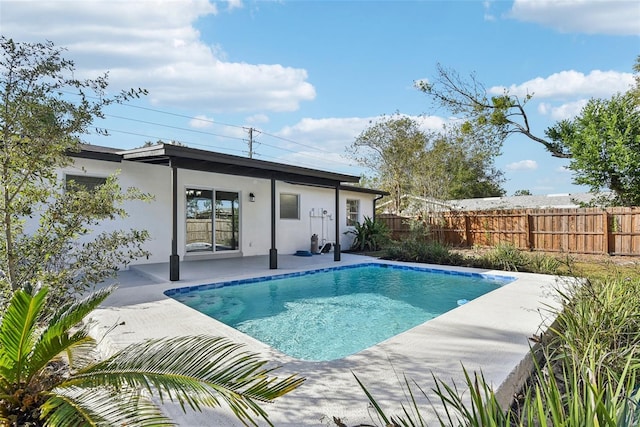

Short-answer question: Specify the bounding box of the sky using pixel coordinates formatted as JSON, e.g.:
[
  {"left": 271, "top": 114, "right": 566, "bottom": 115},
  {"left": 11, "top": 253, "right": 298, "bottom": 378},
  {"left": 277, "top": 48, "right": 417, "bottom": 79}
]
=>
[{"left": 1, "top": 0, "right": 639, "bottom": 196}]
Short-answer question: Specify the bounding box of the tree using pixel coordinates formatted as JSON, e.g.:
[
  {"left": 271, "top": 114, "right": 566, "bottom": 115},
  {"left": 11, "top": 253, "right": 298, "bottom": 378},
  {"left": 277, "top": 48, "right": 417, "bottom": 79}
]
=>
[
  {"left": 348, "top": 116, "right": 504, "bottom": 213},
  {"left": 630, "top": 56, "right": 640, "bottom": 105},
  {"left": 0, "top": 285, "right": 304, "bottom": 426},
  {"left": 513, "top": 189, "right": 532, "bottom": 196},
  {"left": 414, "top": 125, "right": 504, "bottom": 201},
  {"left": 348, "top": 115, "right": 426, "bottom": 213},
  {"left": 545, "top": 92, "right": 640, "bottom": 206},
  {"left": 0, "top": 37, "right": 149, "bottom": 305},
  {"left": 416, "top": 63, "right": 570, "bottom": 158}
]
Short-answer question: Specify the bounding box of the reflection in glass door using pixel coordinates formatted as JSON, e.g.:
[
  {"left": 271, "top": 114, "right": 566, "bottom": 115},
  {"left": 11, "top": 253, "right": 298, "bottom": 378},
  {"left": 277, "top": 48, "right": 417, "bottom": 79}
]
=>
[
  {"left": 186, "top": 189, "right": 239, "bottom": 253},
  {"left": 214, "top": 191, "right": 239, "bottom": 251}
]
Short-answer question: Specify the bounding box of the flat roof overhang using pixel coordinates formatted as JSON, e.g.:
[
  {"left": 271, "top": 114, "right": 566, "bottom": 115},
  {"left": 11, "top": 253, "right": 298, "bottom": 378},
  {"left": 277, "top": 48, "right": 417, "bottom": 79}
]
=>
[{"left": 116, "top": 144, "right": 361, "bottom": 188}]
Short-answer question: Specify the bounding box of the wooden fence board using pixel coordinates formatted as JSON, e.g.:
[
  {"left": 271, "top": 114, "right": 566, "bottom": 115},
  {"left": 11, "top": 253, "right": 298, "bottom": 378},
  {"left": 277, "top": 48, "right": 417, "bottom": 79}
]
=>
[{"left": 379, "top": 207, "right": 640, "bottom": 256}]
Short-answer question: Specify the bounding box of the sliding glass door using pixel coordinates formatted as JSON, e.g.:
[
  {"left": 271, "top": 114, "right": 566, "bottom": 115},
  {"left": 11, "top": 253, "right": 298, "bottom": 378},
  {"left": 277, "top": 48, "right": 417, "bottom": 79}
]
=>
[
  {"left": 186, "top": 188, "right": 239, "bottom": 253},
  {"left": 214, "top": 191, "right": 239, "bottom": 251}
]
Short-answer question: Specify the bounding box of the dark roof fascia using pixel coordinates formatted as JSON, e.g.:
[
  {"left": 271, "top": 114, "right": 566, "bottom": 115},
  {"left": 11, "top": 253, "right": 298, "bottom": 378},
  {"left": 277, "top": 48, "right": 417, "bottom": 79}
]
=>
[
  {"left": 69, "top": 144, "right": 123, "bottom": 163},
  {"left": 120, "top": 144, "right": 361, "bottom": 185},
  {"left": 339, "top": 185, "right": 389, "bottom": 196}
]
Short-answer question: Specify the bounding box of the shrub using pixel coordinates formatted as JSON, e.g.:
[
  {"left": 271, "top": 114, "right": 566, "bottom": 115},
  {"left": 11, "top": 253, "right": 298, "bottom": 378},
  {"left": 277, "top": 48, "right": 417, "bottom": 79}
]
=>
[
  {"left": 385, "top": 240, "right": 465, "bottom": 266},
  {"left": 484, "top": 243, "right": 529, "bottom": 271},
  {"left": 344, "top": 216, "right": 390, "bottom": 252},
  {"left": 0, "top": 285, "right": 304, "bottom": 426},
  {"left": 526, "top": 252, "right": 563, "bottom": 274}
]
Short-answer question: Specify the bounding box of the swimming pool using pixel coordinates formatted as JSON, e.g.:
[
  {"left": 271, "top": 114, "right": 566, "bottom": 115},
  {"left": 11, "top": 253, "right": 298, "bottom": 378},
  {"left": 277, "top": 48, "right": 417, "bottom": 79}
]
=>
[{"left": 165, "top": 263, "right": 514, "bottom": 361}]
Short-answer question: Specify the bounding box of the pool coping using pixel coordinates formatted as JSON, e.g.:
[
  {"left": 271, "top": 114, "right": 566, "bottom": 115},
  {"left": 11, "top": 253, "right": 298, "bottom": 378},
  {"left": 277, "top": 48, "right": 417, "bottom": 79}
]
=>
[
  {"left": 164, "top": 261, "right": 516, "bottom": 297},
  {"left": 88, "top": 255, "right": 572, "bottom": 426}
]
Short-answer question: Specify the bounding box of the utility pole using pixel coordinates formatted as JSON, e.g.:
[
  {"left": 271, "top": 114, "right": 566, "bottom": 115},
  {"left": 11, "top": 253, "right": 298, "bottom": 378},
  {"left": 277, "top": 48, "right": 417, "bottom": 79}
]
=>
[{"left": 244, "top": 126, "right": 258, "bottom": 158}]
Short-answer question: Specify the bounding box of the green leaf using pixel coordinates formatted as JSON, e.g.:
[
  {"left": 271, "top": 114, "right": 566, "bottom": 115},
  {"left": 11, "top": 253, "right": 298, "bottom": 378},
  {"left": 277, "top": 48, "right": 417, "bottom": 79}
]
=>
[
  {"left": 42, "top": 386, "right": 172, "bottom": 427},
  {"left": 0, "top": 286, "right": 48, "bottom": 385},
  {"left": 64, "top": 335, "right": 304, "bottom": 426}
]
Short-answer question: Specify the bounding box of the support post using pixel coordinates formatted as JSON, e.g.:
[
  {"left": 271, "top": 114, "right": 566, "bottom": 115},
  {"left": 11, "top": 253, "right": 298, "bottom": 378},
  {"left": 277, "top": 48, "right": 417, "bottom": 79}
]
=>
[
  {"left": 464, "top": 214, "right": 472, "bottom": 247},
  {"left": 270, "top": 178, "right": 278, "bottom": 269},
  {"left": 334, "top": 185, "right": 341, "bottom": 261},
  {"left": 525, "top": 211, "right": 533, "bottom": 250},
  {"left": 169, "top": 163, "right": 180, "bottom": 281},
  {"left": 602, "top": 211, "right": 609, "bottom": 255}
]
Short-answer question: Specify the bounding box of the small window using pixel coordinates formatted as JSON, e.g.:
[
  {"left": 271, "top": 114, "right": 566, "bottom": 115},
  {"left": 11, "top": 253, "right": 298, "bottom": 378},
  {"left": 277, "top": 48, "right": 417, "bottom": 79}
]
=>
[
  {"left": 280, "top": 193, "right": 300, "bottom": 219},
  {"left": 346, "top": 199, "right": 360, "bottom": 226},
  {"left": 65, "top": 174, "right": 107, "bottom": 192}
]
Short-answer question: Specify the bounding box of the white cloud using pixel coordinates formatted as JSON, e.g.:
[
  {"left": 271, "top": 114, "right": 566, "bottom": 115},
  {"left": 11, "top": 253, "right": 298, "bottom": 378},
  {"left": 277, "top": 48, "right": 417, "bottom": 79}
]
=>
[
  {"left": 277, "top": 151, "right": 361, "bottom": 175},
  {"left": 246, "top": 114, "right": 270, "bottom": 124},
  {"left": 189, "top": 115, "right": 215, "bottom": 129},
  {"left": 225, "top": 0, "right": 243, "bottom": 11},
  {"left": 266, "top": 114, "right": 449, "bottom": 173},
  {"left": 277, "top": 117, "right": 373, "bottom": 152},
  {"left": 1, "top": 0, "right": 315, "bottom": 112},
  {"left": 555, "top": 165, "right": 572, "bottom": 174},
  {"left": 489, "top": 70, "right": 634, "bottom": 99},
  {"left": 509, "top": 0, "right": 640, "bottom": 36},
  {"left": 276, "top": 114, "right": 447, "bottom": 152},
  {"left": 538, "top": 99, "right": 589, "bottom": 120},
  {"left": 506, "top": 160, "right": 538, "bottom": 171},
  {"left": 483, "top": 0, "right": 497, "bottom": 21}
]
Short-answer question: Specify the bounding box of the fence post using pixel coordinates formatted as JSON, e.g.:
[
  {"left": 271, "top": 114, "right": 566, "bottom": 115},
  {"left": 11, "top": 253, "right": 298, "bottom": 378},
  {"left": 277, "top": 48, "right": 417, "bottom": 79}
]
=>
[
  {"left": 602, "top": 211, "right": 609, "bottom": 255},
  {"left": 464, "top": 214, "right": 472, "bottom": 247},
  {"left": 524, "top": 211, "right": 532, "bottom": 250}
]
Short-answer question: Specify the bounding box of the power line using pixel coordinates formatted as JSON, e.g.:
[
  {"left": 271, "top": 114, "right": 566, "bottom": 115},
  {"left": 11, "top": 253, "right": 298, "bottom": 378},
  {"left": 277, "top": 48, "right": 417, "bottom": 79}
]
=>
[
  {"left": 103, "top": 112, "right": 356, "bottom": 168},
  {"left": 94, "top": 127, "right": 357, "bottom": 174},
  {"left": 63, "top": 90, "right": 360, "bottom": 170},
  {"left": 257, "top": 129, "right": 339, "bottom": 156},
  {"left": 104, "top": 114, "right": 247, "bottom": 142},
  {"left": 96, "top": 128, "right": 247, "bottom": 156},
  {"left": 62, "top": 89, "right": 245, "bottom": 131}
]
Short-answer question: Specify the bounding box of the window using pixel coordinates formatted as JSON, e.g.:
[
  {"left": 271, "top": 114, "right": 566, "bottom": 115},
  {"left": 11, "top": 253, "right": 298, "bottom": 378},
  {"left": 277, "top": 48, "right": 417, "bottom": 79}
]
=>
[
  {"left": 280, "top": 193, "right": 299, "bottom": 219},
  {"left": 346, "top": 199, "right": 360, "bottom": 226},
  {"left": 65, "top": 174, "right": 107, "bottom": 192}
]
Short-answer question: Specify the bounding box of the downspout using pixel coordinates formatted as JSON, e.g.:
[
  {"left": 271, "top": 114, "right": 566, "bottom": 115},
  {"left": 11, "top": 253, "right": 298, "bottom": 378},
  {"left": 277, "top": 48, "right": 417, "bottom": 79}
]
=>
[
  {"left": 373, "top": 193, "right": 385, "bottom": 222},
  {"left": 334, "top": 184, "right": 341, "bottom": 261},
  {"left": 269, "top": 177, "right": 277, "bottom": 269},
  {"left": 169, "top": 161, "right": 180, "bottom": 281}
]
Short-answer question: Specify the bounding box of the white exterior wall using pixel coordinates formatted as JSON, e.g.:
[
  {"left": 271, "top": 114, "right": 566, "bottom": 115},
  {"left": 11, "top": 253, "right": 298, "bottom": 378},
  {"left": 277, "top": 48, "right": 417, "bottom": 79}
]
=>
[
  {"left": 42, "top": 158, "right": 379, "bottom": 267},
  {"left": 339, "top": 190, "right": 377, "bottom": 250},
  {"left": 59, "top": 158, "right": 172, "bottom": 265},
  {"left": 275, "top": 182, "right": 378, "bottom": 254}
]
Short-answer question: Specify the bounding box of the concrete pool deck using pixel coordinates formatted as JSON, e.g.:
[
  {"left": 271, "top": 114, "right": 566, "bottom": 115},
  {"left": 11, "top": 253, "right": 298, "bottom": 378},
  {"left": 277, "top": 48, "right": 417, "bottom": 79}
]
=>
[{"left": 88, "top": 253, "right": 570, "bottom": 426}]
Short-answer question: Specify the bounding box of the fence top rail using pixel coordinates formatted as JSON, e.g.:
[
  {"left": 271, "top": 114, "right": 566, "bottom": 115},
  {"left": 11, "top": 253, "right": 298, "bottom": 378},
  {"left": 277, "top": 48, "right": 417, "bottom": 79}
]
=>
[{"left": 382, "top": 206, "right": 639, "bottom": 218}]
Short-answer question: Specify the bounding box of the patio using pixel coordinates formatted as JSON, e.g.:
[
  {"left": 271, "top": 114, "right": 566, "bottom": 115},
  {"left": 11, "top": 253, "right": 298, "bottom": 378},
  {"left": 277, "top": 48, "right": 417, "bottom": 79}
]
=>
[{"left": 88, "top": 253, "right": 567, "bottom": 426}]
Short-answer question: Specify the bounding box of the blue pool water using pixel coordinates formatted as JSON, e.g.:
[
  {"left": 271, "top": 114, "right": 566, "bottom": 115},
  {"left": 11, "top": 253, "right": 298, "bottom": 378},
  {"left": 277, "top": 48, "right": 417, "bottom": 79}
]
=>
[{"left": 165, "top": 263, "right": 514, "bottom": 361}]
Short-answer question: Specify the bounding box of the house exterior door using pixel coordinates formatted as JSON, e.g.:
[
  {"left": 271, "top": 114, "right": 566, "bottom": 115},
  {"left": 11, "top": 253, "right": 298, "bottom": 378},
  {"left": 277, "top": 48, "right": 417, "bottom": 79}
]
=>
[{"left": 185, "top": 188, "right": 239, "bottom": 253}]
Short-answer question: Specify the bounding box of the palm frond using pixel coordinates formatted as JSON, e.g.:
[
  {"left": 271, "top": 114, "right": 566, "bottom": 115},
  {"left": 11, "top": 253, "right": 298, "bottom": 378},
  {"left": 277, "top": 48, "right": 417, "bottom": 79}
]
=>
[
  {"left": 27, "top": 286, "right": 114, "bottom": 380},
  {"left": 46, "top": 285, "right": 115, "bottom": 331},
  {"left": 65, "top": 335, "right": 304, "bottom": 426},
  {"left": 42, "top": 385, "right": 173, "bottom": 427},
  {"left": 0, "top": 287, "right": 48, "bottom": 385}
]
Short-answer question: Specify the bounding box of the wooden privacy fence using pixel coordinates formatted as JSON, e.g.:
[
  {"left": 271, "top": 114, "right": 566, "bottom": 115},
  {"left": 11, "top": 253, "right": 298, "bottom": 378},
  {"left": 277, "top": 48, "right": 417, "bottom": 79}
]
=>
[
  {"left": 378, "top": 207, "right": 640, "bottom": 256},
  {"left": 186, "top": 218, "right": 237, "bottom": 247}
]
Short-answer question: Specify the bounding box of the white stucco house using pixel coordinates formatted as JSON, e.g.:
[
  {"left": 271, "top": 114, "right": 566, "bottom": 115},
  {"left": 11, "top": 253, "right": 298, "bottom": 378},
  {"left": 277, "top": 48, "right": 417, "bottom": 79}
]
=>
[{"left": 61, "top": 143, "right": 387, "bottom": 281}]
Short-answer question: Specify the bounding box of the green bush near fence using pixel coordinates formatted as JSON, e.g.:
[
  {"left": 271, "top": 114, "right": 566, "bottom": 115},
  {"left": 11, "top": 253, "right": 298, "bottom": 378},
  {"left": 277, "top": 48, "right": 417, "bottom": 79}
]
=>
[{"left": 384, "top": 240, "right": 566, "bottom": 275}]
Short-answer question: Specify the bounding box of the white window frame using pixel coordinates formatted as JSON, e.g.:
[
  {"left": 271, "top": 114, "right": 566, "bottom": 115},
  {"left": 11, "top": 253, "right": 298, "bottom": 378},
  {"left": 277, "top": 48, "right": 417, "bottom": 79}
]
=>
[{"left": 346, "top": 199, "right": 360, "bottom": 226}]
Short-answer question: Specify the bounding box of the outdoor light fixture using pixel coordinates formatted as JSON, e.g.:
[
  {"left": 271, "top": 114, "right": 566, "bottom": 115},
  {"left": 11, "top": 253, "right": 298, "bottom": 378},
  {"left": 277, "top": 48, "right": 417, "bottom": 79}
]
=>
[{"left": 249, "top": 192, "right": 255, "bottom": 202}]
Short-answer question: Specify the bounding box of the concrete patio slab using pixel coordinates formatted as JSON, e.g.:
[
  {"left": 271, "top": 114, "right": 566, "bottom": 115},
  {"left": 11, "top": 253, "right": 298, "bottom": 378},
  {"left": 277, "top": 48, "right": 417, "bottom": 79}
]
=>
[{"left": 87, "top": 253, "right": 570, "bottom": 426}]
